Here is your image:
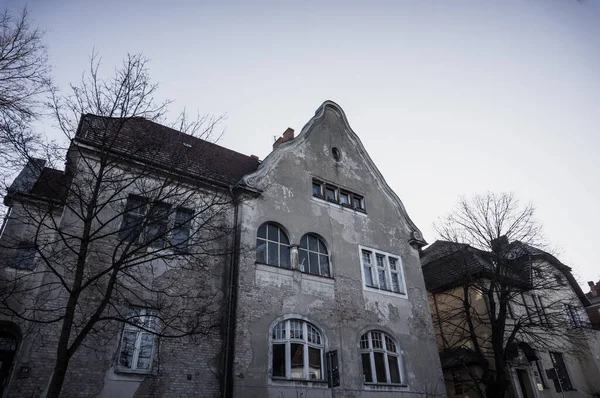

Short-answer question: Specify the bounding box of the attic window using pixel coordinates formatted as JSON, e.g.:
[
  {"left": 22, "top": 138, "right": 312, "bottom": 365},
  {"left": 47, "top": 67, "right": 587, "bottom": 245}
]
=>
[
  {"left": 182, "top": 143, "right": 192, "bottom": 148},
  {"left": 554, "top": 274, "right": 566, "bottom": 286},
  {"left": 311, "top": 178, "right": 366, "bottom": 213}
]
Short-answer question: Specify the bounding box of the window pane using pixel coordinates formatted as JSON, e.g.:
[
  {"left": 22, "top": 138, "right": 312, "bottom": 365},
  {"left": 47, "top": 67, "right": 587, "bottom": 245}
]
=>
[
  {"left": 300, "top": 235, "right": 308, "bottom": 249},
  {"left": 362, "top": 250, "right": 371, "bottom": 264},
  {"left": 267, "top": 224, "right": 279, "bottom": 241},
  {"left": 376, "top": 254, "right": 385, "bottom": 268},
  {"left": 340, "top": 192, "right": 350, "bottom": 205},
  {"left": 318, "top": 239, "right": 327, "bottom": 254},
  {"left": 362, "top": 353, "right": 373, "bottom": 382},
  {"left": 319, "top": 255, "right": 330, "bottom": 277},
  {"left": 273, "top": 321, "right": 286, "bottom": 340},
  {"left": 325, "top": 187, "right": 336, "bottom": 201},
  {"left": 119, "top": 330, "right": 138, "bottom": 369},
  {"left": 391, "top": 273, "right": 400, "bottom": 293},
  {"left": 308, "top": 347, "right": 322, "bottom": 380},
  {"left": 272, "top": 344, "right": 286, "bottom": 377},
  {"left": 378, "top": 269, "right": 388, "bottom": 290},
  {"left": 373, "top": 352, "right": 387, "bottom": 383},
  {"left": 388, "top": 356, "right": 401, "bottom": 383},
  {"left": 309, "top": 252, "right": 319, "bottom": 275},
  {"left": 353, "top": 196, "right": 363, "bottom": 209},
  {"left": 388, "top": 257, "right": 397, "bottom": 270},
  {"left": 290, "top": 343, "right": 304, "bottom": 379},
  {"left": 280, "top": 231, "right": 289, "bottom": 245},
  {"left": 280, "top": 245, "right": 290, "bottom": 268},
  {"left": 15, "top": 246, "right": 36, "bottom": 270},
  {"left": 136, "top": 334, "right": 154, "bottom": 370},
  {"left": 289, "top": 320, "right": 303, "bottom": 339},
  {"left": 308, "top": 235, "right": 318, "bottom": 251},
  {"left": 298, "top": 249, "right": 308, "bottom": 272},
  {"left": 371, "top": 332, "right": 383, "bottom": 349},
  {"left": 360, "top": 334, "right": 370, "bottom": 349},
  {"left": 364, "top": 266, "right": 374, "bottom": 287},
  {"left": 267, "top": 242, "right": 279, "bottom": 266},
  {"left": 312, "top": 182, "right": 322, "bottom": 196},
  {"left": 256, "top": 239, "right": 266, "bottom": 263},
  {"left": 257, "top": 224, "right": 267, "bottom": 239}
]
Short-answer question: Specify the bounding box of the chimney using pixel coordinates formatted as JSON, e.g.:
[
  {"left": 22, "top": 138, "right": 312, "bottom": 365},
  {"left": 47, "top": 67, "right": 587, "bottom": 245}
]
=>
[
  {"left": 273, "top": 128, "right": 295, "bottom": 150},
  {"left": 491, "top": 236, "right": 509, "bottom": 253},
  {"left": 250, "top": 155, "right": 259, "bottom": 161},
  {"left": 590, "top": 281, "right": 598, "bottom": 297}
]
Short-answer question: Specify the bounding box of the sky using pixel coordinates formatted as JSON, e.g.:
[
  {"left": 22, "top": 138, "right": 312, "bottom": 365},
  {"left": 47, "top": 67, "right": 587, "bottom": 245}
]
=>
[{"left": 4, "top": 0, "right": 600, "bottom": 290}]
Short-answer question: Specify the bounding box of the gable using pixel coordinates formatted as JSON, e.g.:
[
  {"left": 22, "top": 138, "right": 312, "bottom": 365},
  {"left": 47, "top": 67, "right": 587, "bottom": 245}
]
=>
[{"left": 242, "top": 100, "right": 426, "bottom": 247}]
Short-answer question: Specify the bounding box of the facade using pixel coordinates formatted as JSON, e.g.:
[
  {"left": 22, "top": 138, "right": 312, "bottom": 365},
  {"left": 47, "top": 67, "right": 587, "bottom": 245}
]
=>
[
  {"left": 585, "top": 280, "right": 600, "bottom": 329},
  {"left": 0, "top": 101, "right": 444, "bottom": 397},
  {"left": 421, "top": 239, "right": 600, "bottom": 398}
]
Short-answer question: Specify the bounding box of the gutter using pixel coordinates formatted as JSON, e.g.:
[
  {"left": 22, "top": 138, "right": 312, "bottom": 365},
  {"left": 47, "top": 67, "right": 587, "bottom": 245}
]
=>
[{"left": 222, "top": 185, "right": 242, "bottom": 397}]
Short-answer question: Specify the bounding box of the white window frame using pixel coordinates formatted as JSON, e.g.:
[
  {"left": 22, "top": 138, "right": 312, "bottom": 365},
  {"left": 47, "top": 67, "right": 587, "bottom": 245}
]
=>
[
  {"left": 360, "top": 331, "right": 406, "bottom": 386},
  {"left": 359, "top": 246, "right": 407, "bottom": 298},
  {"left": 270, "top": 319, "right": 324, "bottom": 381},
  {"left": 117, "top": 308, "right": 159, "bottom": 373}
]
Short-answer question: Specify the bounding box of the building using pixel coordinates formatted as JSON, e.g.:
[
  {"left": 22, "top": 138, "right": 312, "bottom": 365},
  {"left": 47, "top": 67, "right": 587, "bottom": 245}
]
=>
[
  {"left": 0, "top": 101, "right": 444, "bottom": 397},
  {"left": 421, "top": 239, "right": 600, "bottom": 398},
  {"left": 585, "top": 280, "right": 600, "bottom": 330}
]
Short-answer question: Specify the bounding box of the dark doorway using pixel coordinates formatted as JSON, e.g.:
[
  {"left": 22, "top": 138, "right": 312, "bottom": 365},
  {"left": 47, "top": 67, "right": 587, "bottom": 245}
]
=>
[
  {"left": 516, "top": 369, "right": 534, "bottom": 398},
  {"left": 0, "top": 332, "right": 17, "bottom": 396}
]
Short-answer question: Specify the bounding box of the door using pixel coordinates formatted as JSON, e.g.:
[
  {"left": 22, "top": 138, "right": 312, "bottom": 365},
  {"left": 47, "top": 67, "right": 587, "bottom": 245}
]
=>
[
  {"left": 516, "top": 369, "right": 535, "bottom": 398},
  {"left": 0, "top": 333, "right": 17, "bottom": 396}
]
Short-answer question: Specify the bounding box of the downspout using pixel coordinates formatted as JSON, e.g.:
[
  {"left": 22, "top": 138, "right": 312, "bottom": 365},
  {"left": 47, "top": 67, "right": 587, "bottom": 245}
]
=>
[
  {"left": 223, "top": 185, "right": 241, "bottom": 398},
  {"left": 0, "top": 206, "right": 12, "bottom": 238}
]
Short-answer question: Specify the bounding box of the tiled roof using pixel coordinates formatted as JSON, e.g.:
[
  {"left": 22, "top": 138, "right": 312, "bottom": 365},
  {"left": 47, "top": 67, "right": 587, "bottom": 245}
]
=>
[{"left": 75, "top": 115, "right": 260, "bottom": 186}]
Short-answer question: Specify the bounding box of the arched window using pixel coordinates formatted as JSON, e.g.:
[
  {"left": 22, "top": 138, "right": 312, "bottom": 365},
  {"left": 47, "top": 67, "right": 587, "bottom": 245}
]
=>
[
  {"left": 360, "top": 331, "right": 404, "bottom": 385},
  {"left": 299, "top": 234, "right": 330, "bottom": 277},
  {"left": 256, "top": 223, "right": 290, "bottom": 268},
  {"left": 271, "top": 319, "right": 324, "bottom": 380}
]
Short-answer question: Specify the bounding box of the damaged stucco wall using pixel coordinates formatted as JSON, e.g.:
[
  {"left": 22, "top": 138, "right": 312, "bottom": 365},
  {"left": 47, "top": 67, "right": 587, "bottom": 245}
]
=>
[{"left": 232, "top": 101, "right": 444, "bottom": 397}]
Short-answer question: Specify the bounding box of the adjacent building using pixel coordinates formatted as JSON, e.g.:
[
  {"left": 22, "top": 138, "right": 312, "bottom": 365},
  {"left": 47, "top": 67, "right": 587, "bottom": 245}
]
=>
[
  {"left": 421, "top": 239, "right": 600, "bottom": 398},
  {"left": 0, "top": 101, "right": 444, "bottom": 397},
  {"left": 585, "top": 280, "right": 600, "bottom": 330}
]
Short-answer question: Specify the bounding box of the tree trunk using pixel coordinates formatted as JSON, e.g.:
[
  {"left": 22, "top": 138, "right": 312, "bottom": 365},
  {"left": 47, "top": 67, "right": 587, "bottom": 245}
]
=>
[{"left": 45, "top": 348, "right": 70, "bottom": 398}]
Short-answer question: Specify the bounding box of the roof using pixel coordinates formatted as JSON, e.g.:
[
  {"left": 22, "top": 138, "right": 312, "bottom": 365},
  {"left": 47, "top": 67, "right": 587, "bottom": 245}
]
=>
[
  {"left": 75, "top": 115, "right": 261, "bottom": 186},
  {"left": 421, "top": 239, "right": 590, "bottom": 307},
  {"left": 29, "top": 168, "right": 70, "bottom": 202}
]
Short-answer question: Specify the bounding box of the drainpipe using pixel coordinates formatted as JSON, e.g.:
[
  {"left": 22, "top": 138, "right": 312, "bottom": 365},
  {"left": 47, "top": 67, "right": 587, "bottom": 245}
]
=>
[
  {"left": 223, "top": 186, "right": 241, "bottom": 398},
  {"left": 0, "top": 206, "right": 12, "bottom": 238}
]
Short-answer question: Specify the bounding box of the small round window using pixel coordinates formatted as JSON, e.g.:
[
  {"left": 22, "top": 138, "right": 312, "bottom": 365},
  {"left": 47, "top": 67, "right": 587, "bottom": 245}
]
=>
[{"left": 331, "top": 147, "right": 341, "bottom": 162}]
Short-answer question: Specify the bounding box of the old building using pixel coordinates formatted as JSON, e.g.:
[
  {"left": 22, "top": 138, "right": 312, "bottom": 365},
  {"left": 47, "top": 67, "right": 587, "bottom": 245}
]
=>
[
  {"left": 422, "top": 239, "right": 600, "bottom": 398},
  {"left": 0, "top": 101, "right": 443, "bottom": 397},
  {"left": 585, "top": 280, "right": 600, "bottom": 330}
]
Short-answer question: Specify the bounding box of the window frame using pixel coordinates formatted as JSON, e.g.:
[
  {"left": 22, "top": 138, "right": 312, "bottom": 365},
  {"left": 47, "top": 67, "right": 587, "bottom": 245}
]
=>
[
  {"left": 311, "top": 178, "right": 366, "bottom": 213},
  {"left": 256, "top": 222, "right": 291, "bottom": 269},
  {"left": 117, "top": 308, "right": 159, "bottom": 374},
  {"left": 270, "top": 319, "right": 325, "bottom": 381},
  {"left": 298, "top": 234, "right": 331, "bottom": 277},
  {"left": 360, "top": 330, "right": 406, "bottom": 386},
  {"left": 12, "top": 242, "right": 37, "bottom": 270},
  {"left": 359, "top": 246, "right": 407, "bottom": 297}
]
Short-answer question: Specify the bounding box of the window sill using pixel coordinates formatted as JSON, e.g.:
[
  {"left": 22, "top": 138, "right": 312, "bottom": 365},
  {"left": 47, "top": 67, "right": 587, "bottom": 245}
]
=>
[
  {"left": 363, "top": 382, "right": 408, "bottom": 390},
  {"left": 363, "top": 285, "right": 408, "bottom": 299},
  {"left": 114, "top": 368, "right": 155, "bottom": 376},
  {"left": 255, "top": 263, "right": 335, "bottom": 283},
  {"left": 270, "top": 377, "right": 329, "bottom": 387}
]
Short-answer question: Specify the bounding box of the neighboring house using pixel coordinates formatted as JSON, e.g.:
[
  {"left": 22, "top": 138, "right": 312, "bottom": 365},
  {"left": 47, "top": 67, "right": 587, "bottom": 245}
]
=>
[
  {"left": 421, "top": 239, "right": 600, "bottom": 398},
  {"left": 585, "top": 280, "right": 600, "bottom": 330},
  {"left": 0, "top": 101, "right": 444, "bottom": 397}
]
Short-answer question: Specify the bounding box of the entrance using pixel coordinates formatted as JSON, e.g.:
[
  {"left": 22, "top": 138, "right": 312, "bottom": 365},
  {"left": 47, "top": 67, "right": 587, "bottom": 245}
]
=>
[
  {"left": 0, "top": 332, "right": 17, "bottom": 396},
  {"left": 516, "top": 369, "right": 535, "bottom": 398}
]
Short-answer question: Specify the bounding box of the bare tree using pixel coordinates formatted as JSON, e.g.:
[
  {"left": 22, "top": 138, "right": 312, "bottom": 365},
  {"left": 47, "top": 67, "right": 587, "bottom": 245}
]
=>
[
  {"left": 427, "top": 193, "right": 593, "bottom": 398},
  {"left": 0, "top": 53, "right": 252, "bottom": 397},
  {"left": 0, "top": 7, "right": 52, "bottom": 178}
]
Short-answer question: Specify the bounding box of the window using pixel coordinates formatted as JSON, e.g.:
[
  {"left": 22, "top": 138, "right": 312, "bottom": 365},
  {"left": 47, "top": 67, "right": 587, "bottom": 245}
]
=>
[
  {"left": 118, "top": 308, "right": 158, "bottom": 372},
  {"left": 531, "top": 294, "right": 550, "bottom": 326},
  {"left": 554, "top": 273, "right": 566, "bottom": 286},
  {"left": 271, "top": 319, "right": 324, "bottom": 380},
  {"left": 360, "top": 247, "right": 405, "bottom": 295},
  {"left": 564, "top": 304, "right": 588, "bottom": 328},
  {"left": 256, "top": 223, "right": 290, "bottom": 268},
  {"left": 120, "top": 195, "right": 171, "bottom": 247},
  {"left": 13, "top": 242, "right": 37, "bottom": 270},
  {"left": 311, "top": 179, "right": 366, "bottom": 212},
  {"left": 299, "top": 234, "right": 330, "bottom": 277},
  {"left": 452, "top": 370, "right": 464, "bottom": 394},
  {"left": 171, "top": 208, "right": 193, "bottom": 252},
  {"left": 549, "top": 352, "right": 573, "bottom": 392},
  {"left": 360, "top": 331, "right": 404, "bottom": 385}
]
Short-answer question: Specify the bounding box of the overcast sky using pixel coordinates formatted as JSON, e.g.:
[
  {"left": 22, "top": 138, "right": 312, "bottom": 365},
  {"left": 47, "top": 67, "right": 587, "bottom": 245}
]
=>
[{"left": 5, "top": 0, "right": 600, "bottom": 290}]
